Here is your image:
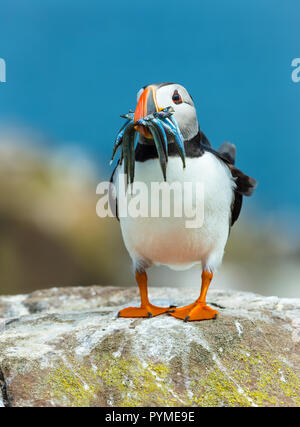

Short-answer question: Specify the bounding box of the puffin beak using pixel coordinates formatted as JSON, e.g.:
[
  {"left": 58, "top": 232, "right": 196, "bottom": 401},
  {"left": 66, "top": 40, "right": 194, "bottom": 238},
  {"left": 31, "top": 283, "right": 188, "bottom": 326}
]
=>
[{"left": 134, "top": 86, "right": 159, "bottom": 139}]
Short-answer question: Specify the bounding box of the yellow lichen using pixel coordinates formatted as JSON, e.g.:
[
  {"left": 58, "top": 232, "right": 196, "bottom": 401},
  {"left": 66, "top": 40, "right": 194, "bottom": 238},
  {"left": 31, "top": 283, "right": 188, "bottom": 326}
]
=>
[
  {"left": 44, "top": 349, "right": 300, "bottom": 407},
  {"left": 45, "top": 356, "right": 183, "bottom": 407},
  {"left": 230, "top": 350, "right": 300, "bottom": 407},
  {"left": 46, "top": 366, "right": 97, "bottom": 407},
  {"left": 188, "top": 369, "right": 252, "bottom": 407},
  {"left": 95, "top": 356, "right": 179, "bottom": 406}
]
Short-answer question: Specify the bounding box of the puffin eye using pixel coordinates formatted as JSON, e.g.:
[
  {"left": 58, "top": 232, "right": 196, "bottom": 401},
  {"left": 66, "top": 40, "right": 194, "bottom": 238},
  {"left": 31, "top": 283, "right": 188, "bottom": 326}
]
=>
[{"left": 172, "top": 90, "right": 183, "bottom": 105}]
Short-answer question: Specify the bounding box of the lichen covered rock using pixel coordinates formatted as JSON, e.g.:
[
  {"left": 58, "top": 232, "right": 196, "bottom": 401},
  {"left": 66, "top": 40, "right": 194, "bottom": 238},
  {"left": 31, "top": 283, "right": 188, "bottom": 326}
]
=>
[{"left": 0, "top": 286, "right": 299, "bottom": 407}]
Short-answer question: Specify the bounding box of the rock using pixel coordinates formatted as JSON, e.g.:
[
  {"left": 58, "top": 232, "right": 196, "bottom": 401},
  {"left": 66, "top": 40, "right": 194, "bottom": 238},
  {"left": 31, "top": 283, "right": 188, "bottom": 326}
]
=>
[{"left": 0, "top": 286, "right": 300, "bottom": 407}]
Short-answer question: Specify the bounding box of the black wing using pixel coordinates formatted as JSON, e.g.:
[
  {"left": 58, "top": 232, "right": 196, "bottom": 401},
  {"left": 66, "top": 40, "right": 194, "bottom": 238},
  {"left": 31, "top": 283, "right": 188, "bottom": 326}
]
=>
[
  {"left": 200, "top": 133, "right": 257, "bottom": 227},
  {"left": 218, "top": 142, "right": 236, "bottom": 165}
]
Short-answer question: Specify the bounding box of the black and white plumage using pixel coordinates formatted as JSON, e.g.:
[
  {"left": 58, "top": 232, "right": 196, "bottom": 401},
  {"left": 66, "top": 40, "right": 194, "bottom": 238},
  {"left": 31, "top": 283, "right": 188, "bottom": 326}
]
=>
[{"left": 110, "top": 83, "right": 257, "bottom": 321}]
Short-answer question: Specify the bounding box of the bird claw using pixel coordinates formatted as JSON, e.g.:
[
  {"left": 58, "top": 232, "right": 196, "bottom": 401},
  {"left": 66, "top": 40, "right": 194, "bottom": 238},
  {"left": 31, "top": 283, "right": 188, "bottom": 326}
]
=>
[
  {"left": 117, "top": 304, "right": 171, "bottom": 319},
  {"left": 169, "top": 303, "right": 219, "bottom": 322}
]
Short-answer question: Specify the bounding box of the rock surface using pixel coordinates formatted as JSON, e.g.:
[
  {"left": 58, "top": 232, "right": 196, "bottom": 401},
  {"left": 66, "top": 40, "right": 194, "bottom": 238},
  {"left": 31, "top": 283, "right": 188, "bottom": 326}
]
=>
[{"left": 0, "top": 285, "right": 300, "bottom": 407}]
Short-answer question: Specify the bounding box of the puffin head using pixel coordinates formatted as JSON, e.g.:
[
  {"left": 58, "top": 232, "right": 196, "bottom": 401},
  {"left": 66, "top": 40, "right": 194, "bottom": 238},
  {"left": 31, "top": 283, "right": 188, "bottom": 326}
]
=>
[{"left": 134, "top": 83, "right": 199, "bottom": 142}]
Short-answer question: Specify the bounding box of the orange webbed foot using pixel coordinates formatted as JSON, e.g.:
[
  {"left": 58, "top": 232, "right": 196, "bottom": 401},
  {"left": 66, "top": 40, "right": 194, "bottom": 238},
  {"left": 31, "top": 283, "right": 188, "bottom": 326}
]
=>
[
  {"left": 118, "top": 304, "right": 173, "bottom": 319},
  {"left": 168, "top": 302, "right": 218, "bottom": 322}
]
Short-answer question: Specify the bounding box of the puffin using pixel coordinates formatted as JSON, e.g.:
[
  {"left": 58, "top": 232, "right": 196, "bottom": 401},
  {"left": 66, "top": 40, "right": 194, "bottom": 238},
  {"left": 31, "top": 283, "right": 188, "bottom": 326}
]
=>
[{"left": 110, "top": 82, "right": 257, "bottom": 322}]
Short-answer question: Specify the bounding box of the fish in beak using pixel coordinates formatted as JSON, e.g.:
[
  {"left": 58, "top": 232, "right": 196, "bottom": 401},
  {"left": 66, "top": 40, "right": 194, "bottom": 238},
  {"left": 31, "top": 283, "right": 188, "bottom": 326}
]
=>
[{"left": 111, "top": 84, "right": 187, "bottom": 185}]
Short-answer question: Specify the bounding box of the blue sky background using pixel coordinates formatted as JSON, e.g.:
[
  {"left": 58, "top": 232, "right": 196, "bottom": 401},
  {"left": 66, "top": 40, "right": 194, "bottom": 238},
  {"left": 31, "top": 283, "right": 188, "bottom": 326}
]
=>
[{"left": 0, "top": 0, "right": 299, "bottom": 221}]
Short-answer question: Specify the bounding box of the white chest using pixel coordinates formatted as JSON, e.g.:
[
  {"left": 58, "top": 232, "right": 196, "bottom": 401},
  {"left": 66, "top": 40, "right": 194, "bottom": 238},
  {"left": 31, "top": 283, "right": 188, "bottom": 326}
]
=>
[{"left": 117, "top": 152, "right": 235, "bottom": 269}]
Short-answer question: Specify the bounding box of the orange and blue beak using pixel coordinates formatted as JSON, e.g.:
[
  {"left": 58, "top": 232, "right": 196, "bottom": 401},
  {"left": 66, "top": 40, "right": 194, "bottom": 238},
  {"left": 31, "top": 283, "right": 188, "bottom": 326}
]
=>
[{"left": 134, "top": 85, "right": 159, "bottom": 138}]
